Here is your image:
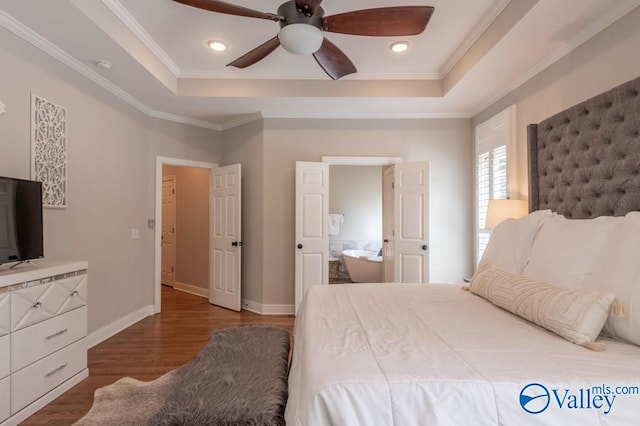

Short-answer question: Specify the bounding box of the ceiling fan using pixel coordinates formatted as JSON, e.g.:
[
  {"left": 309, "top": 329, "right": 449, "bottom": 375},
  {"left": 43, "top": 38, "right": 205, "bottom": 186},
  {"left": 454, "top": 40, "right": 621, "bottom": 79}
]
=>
[{"left": 172, "top": 0, "right": 435, "bottom": 80}]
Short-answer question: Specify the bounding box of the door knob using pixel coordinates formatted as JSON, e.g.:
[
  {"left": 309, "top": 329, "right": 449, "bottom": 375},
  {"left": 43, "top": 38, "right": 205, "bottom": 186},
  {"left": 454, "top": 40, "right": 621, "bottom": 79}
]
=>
[
  {"left": 297, "top": 244, "right": 303, "bottom": 249},
  {"left": 422, "top": 244, "right": 428, "bottom": 251},
  {"left": 383, "top": 239, "right": 389, "bottom": 243},
  {"left": 232, "top": 241, "right": 238, "bottom": 247}
]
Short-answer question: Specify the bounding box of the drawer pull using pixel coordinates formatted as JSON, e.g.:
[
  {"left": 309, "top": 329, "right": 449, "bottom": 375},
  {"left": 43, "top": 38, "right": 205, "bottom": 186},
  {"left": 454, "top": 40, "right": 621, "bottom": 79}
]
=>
[
  {"left": 45, "top": 363, "right": 68, "bottom": 378},
  {"left": 71, "top": 290, "right": 79, "bottom": 297},
  {"left": 45, "top": 329, "right": 69, "bottom": 340},
  {"left": 32, "top": 301, "right": 42, "bottom": 309}
]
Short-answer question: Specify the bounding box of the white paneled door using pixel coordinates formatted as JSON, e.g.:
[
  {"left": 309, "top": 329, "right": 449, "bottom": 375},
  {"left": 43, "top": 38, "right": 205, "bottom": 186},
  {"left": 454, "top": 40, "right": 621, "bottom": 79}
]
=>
[
  {"left": 393, "top": 161, "right": 430, "bottom": 283},
  {"left": 161, "top": 176, "right": 176, "bottom": 286},
  {"left": 295, "top": 162, "right": 329, "bottom": 313},
  {"left": 210, "top": 164, "right": 242, "bottom": 311},
  {"left": 382, "top": 166, "right": 395, "bottom": 282}
]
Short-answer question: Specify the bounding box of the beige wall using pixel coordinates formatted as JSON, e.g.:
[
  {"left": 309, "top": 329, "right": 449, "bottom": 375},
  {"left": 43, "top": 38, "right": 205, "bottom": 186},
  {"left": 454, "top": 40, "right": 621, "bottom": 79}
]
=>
[
  {"left": 329, "top": 165, "right": 383, "bottom": 242},
  {"left": 0, "top": 27, "right": 221, "bottom": 333},
  {"left": 473, "top": 8, "right": 640, "bottom": 199},
  {"left": 163, "top": 166, "right": 210, "bottom": 290},
  {"left": 261, "top": 118, "right": 474, "bottom": 305},
  {"left": 221, "top": 120, "right": 264, "bottom": 304},
  {"left": 9, "top": 4, "right": 633, "bottom": 319}
]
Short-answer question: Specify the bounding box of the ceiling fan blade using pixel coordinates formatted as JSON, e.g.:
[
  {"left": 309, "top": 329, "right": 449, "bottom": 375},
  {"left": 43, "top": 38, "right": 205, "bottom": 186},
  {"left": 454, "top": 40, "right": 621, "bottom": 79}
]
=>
[
  {"left": 227, "top": 36, "right": 281, "bottom": 68},
  {"left": 324, "top": 6, "right": 434, "bottom": 36},
  {"left": 294, "top": 0, "right": 323, "bottom": 15},
  {"left": 172, "top": 0, "right": 280, "bottom": 21},
  {"left": 313, "top": 38, "right": 357, "bottom": 80}
]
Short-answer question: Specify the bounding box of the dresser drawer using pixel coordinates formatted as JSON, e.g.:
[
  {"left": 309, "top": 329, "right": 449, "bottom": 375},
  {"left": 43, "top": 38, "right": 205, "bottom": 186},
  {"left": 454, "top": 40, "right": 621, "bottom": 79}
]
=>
[
  {"left": 0, "top": 375, "right": 9, "bottom": 423},
  {"left": 11, "top": 306, "right": 87, "bottom": 373},
  {"left": 11, "top": 338, "right": 87, "bottom": 414},
  {"left": 55, "top": 275, "right": 88, "bottom": 315},
  {"left": 11, "top": 274, "right": 87, "bottom": 332},
  {"left": 0, "top": 334, "right": 8, "bottom": 379},
  {"left": 0, "top": 292, "right": 9, "bottom": 336}
]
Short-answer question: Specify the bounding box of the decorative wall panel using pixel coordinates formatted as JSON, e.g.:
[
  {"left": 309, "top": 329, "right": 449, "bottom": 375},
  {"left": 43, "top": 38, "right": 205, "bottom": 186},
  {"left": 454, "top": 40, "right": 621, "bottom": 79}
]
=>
[{"left": 31, "top": 94, "right": 67, "bottom": 208}]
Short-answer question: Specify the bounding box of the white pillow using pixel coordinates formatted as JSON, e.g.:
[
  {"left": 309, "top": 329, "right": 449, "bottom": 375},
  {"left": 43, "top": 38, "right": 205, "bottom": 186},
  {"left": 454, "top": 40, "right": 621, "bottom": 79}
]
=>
[
  {"left": 471, "top": 263, "right": 615, "bottom": 350},
  {"left": 588, "top": 212, "right": 640, "bottom": 345},
  {"left": 522, "top": 215, "right": 622, "bottom": 290},
  {"left": 479, "top": 210, "right": 553, "bottom": 274}
]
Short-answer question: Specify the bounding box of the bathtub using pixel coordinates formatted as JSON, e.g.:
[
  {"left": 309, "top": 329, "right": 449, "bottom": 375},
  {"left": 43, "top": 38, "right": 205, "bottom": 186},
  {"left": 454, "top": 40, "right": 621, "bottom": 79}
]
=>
[{"left": 342, "top": 249, "right": 383, "bottom": 283}]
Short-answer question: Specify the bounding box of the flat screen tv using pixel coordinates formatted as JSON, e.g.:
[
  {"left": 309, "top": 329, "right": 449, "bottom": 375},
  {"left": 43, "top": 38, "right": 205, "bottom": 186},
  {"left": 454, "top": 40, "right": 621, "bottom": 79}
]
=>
[{"left": 0, "top": 176, "right": 44, "bottom": 266}]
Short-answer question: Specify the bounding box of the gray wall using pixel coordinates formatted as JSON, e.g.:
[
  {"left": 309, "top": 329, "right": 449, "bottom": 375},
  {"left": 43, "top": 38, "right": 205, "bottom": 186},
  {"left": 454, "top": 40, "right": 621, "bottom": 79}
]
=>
[
  {"left": 221, "top": 120, "right": 264, "bottom": 304},
  {"left": 0, "top": 26, "right": 221, "bottom": 333},
  {"left": 473, "top": 8, "right": 640, "bottom": 199},
  {"left": 329, "top": 165, "right": 383, "bottom": 242},
  {"left": 7, "top": 4, "right": 634, "bottom": 319},
  {"left": 261, "top": 118, "right": 474, "bottom": 305}
]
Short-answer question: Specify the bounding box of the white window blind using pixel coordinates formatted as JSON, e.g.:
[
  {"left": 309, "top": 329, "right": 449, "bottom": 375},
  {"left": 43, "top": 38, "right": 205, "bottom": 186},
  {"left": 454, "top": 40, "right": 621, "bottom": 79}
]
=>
[{"left": 475, "top": 107, "right": 513, "bottom": 264}]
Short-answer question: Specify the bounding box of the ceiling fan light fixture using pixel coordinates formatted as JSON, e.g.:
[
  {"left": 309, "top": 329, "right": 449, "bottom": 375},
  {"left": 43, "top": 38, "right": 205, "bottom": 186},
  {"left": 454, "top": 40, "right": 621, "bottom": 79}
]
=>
[
  {"left": 208, "top": 40, "right": 228, "bottom": 52},
  {"left": 278, "top": 24, "right": 323, "bottom": 55},
  {"left": 390, "top": 41, "right": 409, "bottom": 53}
]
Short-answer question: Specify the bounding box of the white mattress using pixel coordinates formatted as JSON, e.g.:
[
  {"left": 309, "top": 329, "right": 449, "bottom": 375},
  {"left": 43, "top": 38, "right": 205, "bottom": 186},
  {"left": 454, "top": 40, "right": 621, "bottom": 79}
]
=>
[{"left": 285, "top": 284, "right": 640, "bottom": 425}]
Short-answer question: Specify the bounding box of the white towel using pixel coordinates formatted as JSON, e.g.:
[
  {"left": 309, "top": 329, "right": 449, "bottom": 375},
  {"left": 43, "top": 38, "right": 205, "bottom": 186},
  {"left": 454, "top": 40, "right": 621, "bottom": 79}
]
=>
[{"left": 328, "top": 214, "right": 344, "bottom": 236}]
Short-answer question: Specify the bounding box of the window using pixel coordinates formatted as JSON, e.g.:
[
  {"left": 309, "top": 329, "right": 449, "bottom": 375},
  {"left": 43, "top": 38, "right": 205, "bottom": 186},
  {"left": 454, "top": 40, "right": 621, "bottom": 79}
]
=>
[{"left": 475, "top": 106, "right": 515, "bottom": 264}]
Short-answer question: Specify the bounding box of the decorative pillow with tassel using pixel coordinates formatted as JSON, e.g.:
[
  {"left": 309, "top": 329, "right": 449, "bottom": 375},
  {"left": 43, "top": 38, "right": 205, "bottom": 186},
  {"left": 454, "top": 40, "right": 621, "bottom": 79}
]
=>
[{"left": 470, "top": 263, "right": 617, "bottom": 351}]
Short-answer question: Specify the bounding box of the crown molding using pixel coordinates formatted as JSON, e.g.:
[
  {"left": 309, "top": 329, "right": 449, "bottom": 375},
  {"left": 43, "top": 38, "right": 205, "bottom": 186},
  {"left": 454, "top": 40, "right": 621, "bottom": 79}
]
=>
[
  {"left": 472, "top": 1, "right": 640, "bottom": 116},
  {"left": 219, "top": 112, "right": 264, "bottom": 131},
  {"left": 102, "top": 0, "right": 181, "bottom": 77},
  {"left": 261, "top": 111, "right": 472, "bottom": 120},
  {"left": 0, "top": 8, "right": 151, "bottom": 114},
  {"left": 148, "top": 110, "right": 222, "bottom": 130},
  {"left": 440, "top": 0, "right": 511, "bottom": 78},
  {"left": 0, "top": 8, "right": 224, "bottom": 131},
  {"left": 179, "top": 69, "right": 443, "bottom": 81}
]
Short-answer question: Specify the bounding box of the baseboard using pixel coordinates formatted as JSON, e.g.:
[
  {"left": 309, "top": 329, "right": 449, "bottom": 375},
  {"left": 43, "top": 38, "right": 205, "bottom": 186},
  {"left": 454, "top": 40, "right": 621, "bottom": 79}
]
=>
[
  {"left": 241, "top": 298, "right": 295, "bottom": 315},
  {"left": 85, "top": 297, "right": 289, "bottom": 351},
  {"left": 174, "top": 281, "right": 209, "bottom": 298},
  {"left": 86, "top": 305, "right": 155, "bottom": 349}
]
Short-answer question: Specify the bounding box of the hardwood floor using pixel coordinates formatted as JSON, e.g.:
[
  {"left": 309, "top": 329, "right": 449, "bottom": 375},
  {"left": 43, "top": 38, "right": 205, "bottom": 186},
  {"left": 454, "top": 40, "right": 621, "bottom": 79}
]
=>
[{"left": 21, "top": 286, "right": 295, "bottom": 425}]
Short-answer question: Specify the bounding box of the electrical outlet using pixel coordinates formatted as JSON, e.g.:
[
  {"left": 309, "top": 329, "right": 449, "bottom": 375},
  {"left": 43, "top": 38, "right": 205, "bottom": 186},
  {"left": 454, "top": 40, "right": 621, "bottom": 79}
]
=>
[{"left": 131, "top": 228, "right": 140, "bottom": 239}]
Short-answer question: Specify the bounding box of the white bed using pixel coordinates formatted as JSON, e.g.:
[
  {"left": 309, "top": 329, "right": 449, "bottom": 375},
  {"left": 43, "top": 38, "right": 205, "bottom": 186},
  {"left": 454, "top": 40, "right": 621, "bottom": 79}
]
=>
[
  {"left": 286, "top": 284, "right": 640, "bottom": 425},
  {"left": 285, "top": 76, "right": 640, "bottom": 425}
]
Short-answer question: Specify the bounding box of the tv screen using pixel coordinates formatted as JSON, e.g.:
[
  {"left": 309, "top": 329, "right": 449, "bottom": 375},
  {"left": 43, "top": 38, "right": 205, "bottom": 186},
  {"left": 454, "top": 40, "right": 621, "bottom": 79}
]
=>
[{"left": 0, "top": 177, "right": 44, "bottom": 265}]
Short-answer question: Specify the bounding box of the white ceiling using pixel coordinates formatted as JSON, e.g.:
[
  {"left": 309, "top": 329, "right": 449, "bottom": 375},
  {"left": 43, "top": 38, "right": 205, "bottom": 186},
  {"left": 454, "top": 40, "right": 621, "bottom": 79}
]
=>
[{"left": 0, "top": 0, "right": 638, "bottom": 130}]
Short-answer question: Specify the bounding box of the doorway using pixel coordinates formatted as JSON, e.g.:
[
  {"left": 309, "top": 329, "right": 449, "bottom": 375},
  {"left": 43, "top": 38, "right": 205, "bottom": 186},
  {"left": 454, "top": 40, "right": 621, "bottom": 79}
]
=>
[
  {"left": 328, "top": 164, "right": 383, "bottom": 283},
  {"left": 154, "top": 157, "right": 217, "bottom": 313},
  {"left": 295, "top": 157, "right": 430, "bottom": 312},
  {"left": 161, "top": 166, "right": 209, "bottom": 297}
]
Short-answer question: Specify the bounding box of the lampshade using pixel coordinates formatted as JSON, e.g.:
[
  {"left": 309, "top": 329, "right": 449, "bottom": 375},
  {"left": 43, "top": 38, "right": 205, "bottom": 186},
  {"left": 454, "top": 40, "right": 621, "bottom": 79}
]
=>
[
  {"left": 278, "top": 24, "right": 324, "bottom": 55},
  {"left": 484, "top": 199, "right": 528, "bottom": 229}
]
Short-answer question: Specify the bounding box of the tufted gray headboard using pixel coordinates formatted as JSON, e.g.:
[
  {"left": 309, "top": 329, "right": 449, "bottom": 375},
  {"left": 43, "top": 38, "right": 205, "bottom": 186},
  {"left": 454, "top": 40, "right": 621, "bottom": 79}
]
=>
[{"left": 527, "top": 76, "right": 640, "bottom": 218}]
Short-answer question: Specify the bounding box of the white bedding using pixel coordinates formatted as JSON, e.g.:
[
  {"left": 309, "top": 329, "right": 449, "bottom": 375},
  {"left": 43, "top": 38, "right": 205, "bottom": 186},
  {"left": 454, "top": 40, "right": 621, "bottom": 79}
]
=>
[{"left": 285, "top": 284, "right": 640, "bottom": 425}]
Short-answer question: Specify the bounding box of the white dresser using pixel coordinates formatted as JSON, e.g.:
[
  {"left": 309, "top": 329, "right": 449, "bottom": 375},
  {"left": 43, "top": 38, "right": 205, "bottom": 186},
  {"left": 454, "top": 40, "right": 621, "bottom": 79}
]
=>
[{"left": 0, "top": 261, "right": 88, "bottom": 426}]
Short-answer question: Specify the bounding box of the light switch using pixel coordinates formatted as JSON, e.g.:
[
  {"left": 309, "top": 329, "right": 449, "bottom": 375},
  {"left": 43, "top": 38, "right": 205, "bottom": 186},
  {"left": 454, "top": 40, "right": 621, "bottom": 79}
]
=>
[{"left": 131, "top": 228, "right": 140, "bottom": 239}]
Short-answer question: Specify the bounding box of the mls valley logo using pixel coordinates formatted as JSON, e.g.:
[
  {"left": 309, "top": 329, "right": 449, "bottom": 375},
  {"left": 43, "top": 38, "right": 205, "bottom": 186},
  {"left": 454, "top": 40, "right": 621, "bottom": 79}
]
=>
[{"left": 519, "top": 383, "right": 620, "bottom": 415}]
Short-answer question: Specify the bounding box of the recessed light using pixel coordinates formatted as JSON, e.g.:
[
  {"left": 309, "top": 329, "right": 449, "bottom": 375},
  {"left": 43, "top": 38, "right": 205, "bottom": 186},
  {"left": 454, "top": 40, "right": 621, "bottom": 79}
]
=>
[
  {"left": 95, "top": 60, "right": 112, "bottom": 70},
  {"left": 208, "top": 40, "right": 228, "bottom": 52},
  {"left": 390, "top": 41, "right": 409, "bottom": 53}
]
